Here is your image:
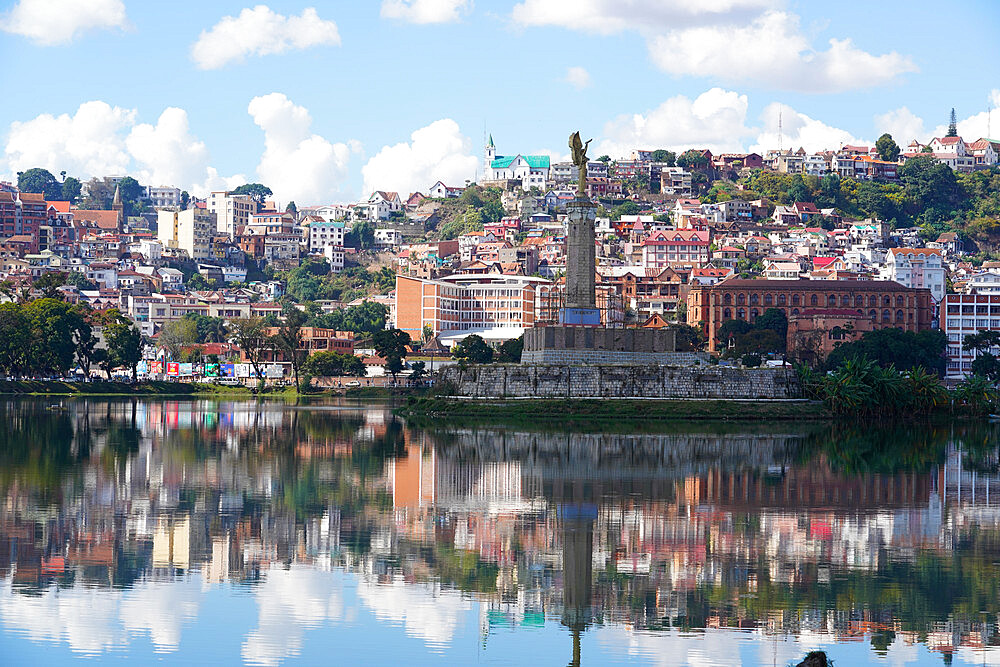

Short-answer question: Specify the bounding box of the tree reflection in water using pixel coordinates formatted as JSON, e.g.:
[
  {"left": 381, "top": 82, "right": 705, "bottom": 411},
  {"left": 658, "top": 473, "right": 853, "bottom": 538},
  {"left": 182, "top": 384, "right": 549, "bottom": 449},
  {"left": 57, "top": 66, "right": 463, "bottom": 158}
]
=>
[{"left": 0, "top": 398, "right": 999, "bottom": 665}]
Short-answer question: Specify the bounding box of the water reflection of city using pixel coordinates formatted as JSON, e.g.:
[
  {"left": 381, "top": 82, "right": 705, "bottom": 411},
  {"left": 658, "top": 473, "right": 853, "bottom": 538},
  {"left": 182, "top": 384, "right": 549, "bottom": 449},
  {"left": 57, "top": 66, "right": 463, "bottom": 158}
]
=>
[{"left": 2, "top": 399, "right": 1000, "bottom": 664}]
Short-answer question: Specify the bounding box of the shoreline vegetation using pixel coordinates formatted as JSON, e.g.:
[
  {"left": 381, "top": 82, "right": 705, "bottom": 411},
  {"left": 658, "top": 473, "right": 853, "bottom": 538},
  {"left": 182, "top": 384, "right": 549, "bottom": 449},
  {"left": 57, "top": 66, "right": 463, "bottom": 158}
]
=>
[{"left": 399, "top": 396, "right": 833, "bottom": 421}]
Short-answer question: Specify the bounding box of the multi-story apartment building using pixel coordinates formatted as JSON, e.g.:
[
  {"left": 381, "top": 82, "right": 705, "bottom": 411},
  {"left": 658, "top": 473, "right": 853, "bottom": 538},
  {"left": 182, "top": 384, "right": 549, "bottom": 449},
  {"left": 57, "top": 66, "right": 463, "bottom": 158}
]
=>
[
  {"left": 395, "top": 273, "right": 543, "bottom": 344},
  {"left": 882, "top": 248, "right": 945, "bottom": 302},
  {"left": 157, "top": 208, "right": 214, "bottom": 261},
  {"left": 146, "top": 186, "right": 181, "bottom": 208},
  {"left": 659, "top": 167, "right": 692, "bottom": 196},
  {"left": 641, "top": 230, "right": 710, "bottom": 269},
  {"left": 207, "top": 191, "right": 256, "bottom": 237},
  {"left": 688, "top": 279, "right": 935, "bottom": 351},
  {"left": 307, "top": 220, "right": 346, "bottom": 254},
  {"left": 941, "top": 293, "right": 1000, "bottom": 380}
]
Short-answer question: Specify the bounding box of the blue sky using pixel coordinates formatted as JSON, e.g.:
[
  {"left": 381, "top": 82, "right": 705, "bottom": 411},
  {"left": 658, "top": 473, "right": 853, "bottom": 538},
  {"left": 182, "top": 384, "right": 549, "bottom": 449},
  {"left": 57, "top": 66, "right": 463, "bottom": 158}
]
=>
[{"left": 1, "top": 0, "right": 998, "bottom": 205}]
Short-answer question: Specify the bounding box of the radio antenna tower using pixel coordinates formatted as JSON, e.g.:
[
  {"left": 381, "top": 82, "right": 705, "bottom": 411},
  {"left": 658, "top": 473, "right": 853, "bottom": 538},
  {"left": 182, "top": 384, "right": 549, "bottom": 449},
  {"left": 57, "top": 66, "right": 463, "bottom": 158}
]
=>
[{"left": 778, "top": 107, "right": 783, "bottom": 153}]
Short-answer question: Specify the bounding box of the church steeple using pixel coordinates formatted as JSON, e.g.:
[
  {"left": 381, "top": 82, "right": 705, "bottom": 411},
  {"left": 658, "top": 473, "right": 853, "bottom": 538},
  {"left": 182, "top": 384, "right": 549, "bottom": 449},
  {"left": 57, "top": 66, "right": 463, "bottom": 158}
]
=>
[{"left": 112, "top": 184, "right": 122, "bottom": 210}]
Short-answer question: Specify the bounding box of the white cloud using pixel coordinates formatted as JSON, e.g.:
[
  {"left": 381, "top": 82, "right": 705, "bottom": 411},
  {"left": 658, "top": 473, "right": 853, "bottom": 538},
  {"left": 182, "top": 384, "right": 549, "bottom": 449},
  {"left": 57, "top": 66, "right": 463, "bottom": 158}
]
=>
[
  {"left": 0, "top": 0, "right": 127, "bottom": 45},
  {"left": 243, "top": 564, "right": 344, "bottom": 667},
  {"left": 875, "top": 91, "right": 1000, "bottom": 145},
  {"left": 874, "top": 107, "right": 926, "bottom": 145},
  {"left": 513, "top": 1, "right": 916, "bottom": 93},
  {"left": 248, "top": 92, "right": 355, "bottom": 204},
  {"left": 512, "top": 0, "right": 772, "bottom": 36},
  {"left": 565, "top": 66, "right": 592, "bottom": 90},
  {"left": 362, "top": 118, "right": 478, "bottom": 197},
  {"left": 3, "top": 100, "right": 136, "bottom": 178},
  {"left": 596, "top": 88, "right": 753, "bottom": 158},
  {"left": 191, "top": 5, "right": 340, "bottom": 70},
  {"left": 647, "top": 11, "right": 916, "bottom": 93},
  {"left": 380, "top": 0, "right": 470, "bottom": 24},
  {"left": 126, "top": 107, "right": 244, "bottom": 193},
  {"left": 357, "top": 577, "right": 471, "bottom": 647},
  {"left": 750, "top": 102, "right": 864, "bottom": 154}
]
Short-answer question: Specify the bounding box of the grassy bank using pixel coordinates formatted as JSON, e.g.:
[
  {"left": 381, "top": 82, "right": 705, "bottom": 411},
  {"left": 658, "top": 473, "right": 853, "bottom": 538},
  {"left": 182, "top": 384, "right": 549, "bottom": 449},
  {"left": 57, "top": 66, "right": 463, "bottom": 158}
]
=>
[
  {"left": 399, "top": 396, "right": 831, "bottom": 422},
  {"left": 0, "top": 380, "right": 260, "bottom": 396}
]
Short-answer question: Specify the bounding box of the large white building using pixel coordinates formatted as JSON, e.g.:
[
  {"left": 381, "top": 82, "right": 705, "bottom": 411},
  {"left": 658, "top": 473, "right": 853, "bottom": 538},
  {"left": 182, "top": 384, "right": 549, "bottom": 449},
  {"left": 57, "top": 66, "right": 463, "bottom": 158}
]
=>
[
  {"left": 882, "top": 248, "right": 945, "bottom": 303},
  {"left": 157, "top": 208, "right": 214, "bottom": 261},
  {"left": 483, "top": 136, "right": 550, "bottom": 191},
  {"left": 307, "top": 220, "right": 346, "bottom": 254},
  {"left": 942, "top": 293, "right": 1000, "bottom": 381},
  {"left": 207, "top": 191, "right": 256, "bottom": 237}
]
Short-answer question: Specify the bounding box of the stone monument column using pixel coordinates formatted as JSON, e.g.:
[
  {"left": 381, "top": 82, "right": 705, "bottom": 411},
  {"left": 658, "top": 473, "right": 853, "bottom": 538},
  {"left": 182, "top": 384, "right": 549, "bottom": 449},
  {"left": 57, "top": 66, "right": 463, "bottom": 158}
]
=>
[
  {"left": 562, "top": 131, "right": 601, "bottom": 326},
  {"left": 565, "top": 197, "right": 596, "bottom": 310}
]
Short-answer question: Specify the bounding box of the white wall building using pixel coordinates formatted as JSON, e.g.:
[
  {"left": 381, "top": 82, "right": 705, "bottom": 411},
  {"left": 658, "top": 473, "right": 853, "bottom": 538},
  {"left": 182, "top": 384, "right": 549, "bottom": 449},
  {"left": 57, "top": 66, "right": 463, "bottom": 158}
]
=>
[
  {"left": 308, "top": 220, "right": 346, "bottom": 254},
  {"left": 157, "top": 208, "right": 213, "bottom": 261},
  {"left": 483, "top": 137, "right": 550, "bottom": 191},
  {"left": 882, "top": 248, "right": 945, "bottom": 302},
  {"left": 207, "top": 191, "right": 256, "bottom": 238}
]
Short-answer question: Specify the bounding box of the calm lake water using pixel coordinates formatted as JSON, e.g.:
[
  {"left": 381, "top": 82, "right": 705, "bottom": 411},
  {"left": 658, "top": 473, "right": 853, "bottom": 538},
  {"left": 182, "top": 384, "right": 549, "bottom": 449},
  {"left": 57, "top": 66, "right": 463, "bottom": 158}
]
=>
[{"left": 2, "top": 399, "right": 999, "bottom": 666}]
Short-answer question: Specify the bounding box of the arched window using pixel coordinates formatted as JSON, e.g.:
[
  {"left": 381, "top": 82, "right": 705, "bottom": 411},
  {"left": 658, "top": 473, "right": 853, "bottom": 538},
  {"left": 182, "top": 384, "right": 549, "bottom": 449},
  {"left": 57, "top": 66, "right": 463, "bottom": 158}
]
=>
[
  {"left": 827, "top": 294, "right": 837, "bottom": 306},
  {"left": 896, "top": 295, "right": 904, "bottom": 307},
  {"left": 792, "top": 294, "right": 801, "bottom": 306},
  {"left": 723, "top": 308, "right": 732, "bottom": 319},
  {"left": 855, "top": 296, "right": 864, "bottom": 307},
  {"left": 896, "top": 309, "right": 904, "bottom": 322},
  {"left": 737, "top": 293, "right": 746, "bottom": 305},
  {"left": 869, "top": 295, "right": 878, "bottom": 307},
  {"left": 883, "top": 295, "right": 891, "bottom": 306},
  {"left": 882, "top": 309, "right": 891, "bottom": 322},
  {"left": 777, "top": 294, "right": 786, "bottom": 306},
  {"left": 791, "top": 308, "right": 799, "bottom": 315},
  {"left": 830, "top": 326, "right": 844, "bottom": 340},
  {"left": 811, "top": 294, "right": 819, "bottom": 306},
  {"left": 869, "top": 309, "right": 877, "bottom": 319},
  {"left": 751, "top": 309, "right": 759, "bottom": 319},
  {"left": 750, "top": 294, "right": 759, "bottom": 305},
  {"left": 841, "top": 295, "right": 850, "bottom": 306},
  {"left": 736, "top": 308, "right": 746, "bottom": 320},
  {"left": 764, "top": 294, "right": 773, "bottom": 306},
  {"left": 723, "top": 293, "right": 732, "bottom": 305}
]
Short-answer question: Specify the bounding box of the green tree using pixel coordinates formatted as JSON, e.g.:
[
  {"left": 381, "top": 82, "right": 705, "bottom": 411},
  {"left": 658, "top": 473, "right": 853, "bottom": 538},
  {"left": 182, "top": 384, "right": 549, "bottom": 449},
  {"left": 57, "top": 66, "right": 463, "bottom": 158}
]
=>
[
  {"left": 33, "top": 272, "right": 67, "bottom": 299},
  {"left": 825, "top": 328, "right": 948, "bottom": 374},
  {"left": 103, "top": 310, "right": 144, "bottom": 381},
  {"left": 947, "top": 108, "right": 958, "bottom": 137},
  {"left": 117, "top": 176, "right": 144, "bottom": 216},
  {"left": 306, "top": 350, "right": 346, "bottom": 376},
  {"left": 453, "top": 334, "right": 494, "bottom": 364},
  {"left": 286, "top": 200, "right": 298, "bottom": 216},
  {"left": 22, "top": 298, "right": 91, "bottom": 377},
  {"left": 181, "top": 313, "right": 227, "bottom": 343},
  {"left": 60, "top": 176, "right": 82, "bottom": 204},
  {"left": 348, "top": 219, "right": 376, "bottom": 250},
  {"left": 180, "top": 191, "right": 190, "bottom": 209},
  {"left": 0, "top": 303, "right": 31, "bottom": 377},
  {"left": 274, "top": 309, "right": 308, "bottom": 390},
  {"left": 651, "top": 149, "right": 676, "bottom": 166},
  {"left": 677, "top": 149, "right": 709, "bottom": 170},
  {"left": 597, "top": 155, "right": 611, "bottom": 163},
  {"left": 875, "top": 133, "right": 900, "bottom": 162},
  {"left": 17, "top": 168, "right": 61, "bottom": 199},
  {"left": 158, "top": 318, "right": 198, "bottom": 360},
  {"left": 372, "top": 328, "right": 411, "bottom": 382},
  {"left": 496, "top": 335, "right": 523, "bottom": 363},
  {"left": 231, "top": 183, "right": 272, "bottom": 206},
  {"left": 230, "top": 317, "right": 271, "bottom": 382}
]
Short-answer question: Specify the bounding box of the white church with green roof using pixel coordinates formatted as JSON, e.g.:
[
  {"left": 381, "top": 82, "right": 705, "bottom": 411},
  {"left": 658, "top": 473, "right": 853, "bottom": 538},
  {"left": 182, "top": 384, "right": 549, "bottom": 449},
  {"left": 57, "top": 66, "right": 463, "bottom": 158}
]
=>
[{"left": 483, "top": 135, "right": 550, "bottom": 191}]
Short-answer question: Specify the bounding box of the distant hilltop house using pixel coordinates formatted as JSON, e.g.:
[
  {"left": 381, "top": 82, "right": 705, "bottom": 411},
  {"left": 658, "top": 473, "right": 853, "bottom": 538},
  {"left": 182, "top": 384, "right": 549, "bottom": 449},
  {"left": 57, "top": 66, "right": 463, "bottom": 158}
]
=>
[{"left": 483, "top": 135, "right": 550, "bottom": 191}]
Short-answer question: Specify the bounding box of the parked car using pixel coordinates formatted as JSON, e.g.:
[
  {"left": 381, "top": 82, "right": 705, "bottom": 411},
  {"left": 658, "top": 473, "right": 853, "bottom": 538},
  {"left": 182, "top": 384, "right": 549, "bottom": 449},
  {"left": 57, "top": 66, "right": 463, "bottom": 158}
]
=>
[{"left": 345, "top": 380, "right": 361, "bottom": 387}]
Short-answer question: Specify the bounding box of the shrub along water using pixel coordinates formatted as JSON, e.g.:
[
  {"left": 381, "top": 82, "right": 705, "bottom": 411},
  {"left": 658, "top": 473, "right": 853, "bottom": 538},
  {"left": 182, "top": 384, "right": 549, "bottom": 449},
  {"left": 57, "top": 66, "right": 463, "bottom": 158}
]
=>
[{"left": 799, "top": 358, "right": 996, "bottom": 417}]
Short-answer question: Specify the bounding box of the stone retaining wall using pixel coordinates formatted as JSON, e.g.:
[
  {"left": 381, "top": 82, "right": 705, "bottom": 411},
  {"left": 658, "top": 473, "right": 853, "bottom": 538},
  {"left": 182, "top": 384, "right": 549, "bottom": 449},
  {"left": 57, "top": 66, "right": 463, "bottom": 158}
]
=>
[{"left": 438, "top": 364, "right": 802, "bottom": 400}]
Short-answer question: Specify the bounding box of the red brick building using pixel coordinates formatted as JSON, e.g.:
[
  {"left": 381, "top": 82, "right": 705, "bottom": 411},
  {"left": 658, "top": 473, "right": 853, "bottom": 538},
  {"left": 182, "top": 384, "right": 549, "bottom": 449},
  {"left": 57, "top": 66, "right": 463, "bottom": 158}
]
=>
[{"left": 687, "top": 279, "right": 934, "bottom": 351}]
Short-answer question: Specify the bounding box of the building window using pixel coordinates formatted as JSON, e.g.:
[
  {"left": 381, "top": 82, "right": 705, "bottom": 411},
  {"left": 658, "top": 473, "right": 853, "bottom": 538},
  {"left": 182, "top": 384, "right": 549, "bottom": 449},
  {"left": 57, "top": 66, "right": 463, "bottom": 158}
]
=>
[
  {"left": 882, "top": 309, "right": 891, "bottom": 322},
  {"left": 811, "top": 294, "right": 819, "bottom": 306},
  {"left": 764, "top": 294, "right": 773, "bottom": 306},
  {"left": 792, "top": 295, "right": 800, "bottom": 306},
  {"left": 778, "top": 294, "right": 786, "bottom": 306}
]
